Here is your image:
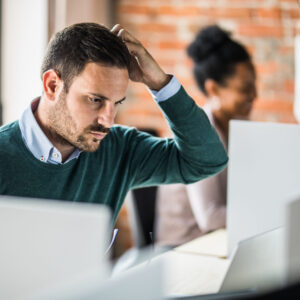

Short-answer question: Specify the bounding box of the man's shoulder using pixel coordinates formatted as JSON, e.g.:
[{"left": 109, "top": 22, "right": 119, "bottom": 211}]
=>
[
  {"left": 0, "top": 121, "right": 19, "bottom": 139},
  {"left": 0, "top": 121, "right": 21, "bottom": 152}
]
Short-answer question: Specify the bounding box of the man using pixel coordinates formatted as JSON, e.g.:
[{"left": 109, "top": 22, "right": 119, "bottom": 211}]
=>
[{"left": 0, "top": 23, "right": 228, "bottom": 223}]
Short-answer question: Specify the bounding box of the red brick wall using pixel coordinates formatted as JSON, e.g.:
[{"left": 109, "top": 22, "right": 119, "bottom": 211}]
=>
[{"left": 115, "top": 0, "right": 299, "bottom": 136}]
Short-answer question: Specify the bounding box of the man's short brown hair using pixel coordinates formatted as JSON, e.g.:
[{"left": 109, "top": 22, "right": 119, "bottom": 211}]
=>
[{"left": 41, "top": 23, "right": 131, "bottom": 92}]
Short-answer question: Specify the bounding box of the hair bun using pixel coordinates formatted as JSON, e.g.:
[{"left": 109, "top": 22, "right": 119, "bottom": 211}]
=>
[{"left": 187, "top": 25, "right": 231, "bottom": 62}]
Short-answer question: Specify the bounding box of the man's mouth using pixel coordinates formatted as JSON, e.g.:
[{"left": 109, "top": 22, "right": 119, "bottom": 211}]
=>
[{"left": 90, "top": 131, "right": 106, "bottom": 140}]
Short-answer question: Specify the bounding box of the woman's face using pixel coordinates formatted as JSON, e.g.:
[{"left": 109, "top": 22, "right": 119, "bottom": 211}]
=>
[{"left": 213, "top": 61, "right": 257, "bottom": 119}]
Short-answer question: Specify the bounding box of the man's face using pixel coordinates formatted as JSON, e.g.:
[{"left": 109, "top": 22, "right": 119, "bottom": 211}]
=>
[{"left": 48, "top": 63, "right": 129, "bottom": 152}]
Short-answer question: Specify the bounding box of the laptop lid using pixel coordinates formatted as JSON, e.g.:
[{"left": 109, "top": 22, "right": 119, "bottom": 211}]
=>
[
  {"left": 227, "top": 120, "right": 300, "bottom": 255},
  {"left": 219, "top": 227, "right": 285, "bottom": 293},
  {"left": 0, "top": 196, "right": 111, "bottom": 300}
]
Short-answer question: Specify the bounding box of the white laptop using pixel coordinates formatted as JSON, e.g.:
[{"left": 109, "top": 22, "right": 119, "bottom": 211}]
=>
[
  {"left": 227, "top": 120, "right": 300, "bottom": 254},
  {"left": 202, "top": 197, "right": 300, "bottom": 296},
  {"left": 168, "top": 195, "right": 300, "bottom": 300},
  {"left": 220, "top": 227, "right": 285, "bottom": 294},
  {"left": 0, "top": 195, "right": 111, "bottom": 300},
  {"left": 167, "top": 227, "right": 285, "bottom": 300}
]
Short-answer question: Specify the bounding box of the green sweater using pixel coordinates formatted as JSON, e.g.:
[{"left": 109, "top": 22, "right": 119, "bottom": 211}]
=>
[{"left": 0, "top": 87, "right": 228, "bottom": 222}]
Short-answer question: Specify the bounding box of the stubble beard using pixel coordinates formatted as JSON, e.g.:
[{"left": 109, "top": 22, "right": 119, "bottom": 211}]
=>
[{"left": 47, "top": 91, "right": 102, "bottom": 153}]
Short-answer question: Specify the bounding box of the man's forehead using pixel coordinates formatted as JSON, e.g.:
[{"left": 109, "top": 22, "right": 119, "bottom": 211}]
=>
[{"left": 68, "top": 63, "right": 129, "bottom": 97}]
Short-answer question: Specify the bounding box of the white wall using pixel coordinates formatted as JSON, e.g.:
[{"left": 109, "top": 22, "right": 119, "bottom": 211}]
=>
[
  {"left": 49, "top": 0, "right": 112, "bottom": 35},
  {"left": 1, "top": 0, "right": 48, "bottom": 124}
]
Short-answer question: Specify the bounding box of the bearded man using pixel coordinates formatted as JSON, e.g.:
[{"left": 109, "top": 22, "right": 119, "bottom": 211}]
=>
[{"left": 0, "top": 23, "right": 228, "bottom": 223}]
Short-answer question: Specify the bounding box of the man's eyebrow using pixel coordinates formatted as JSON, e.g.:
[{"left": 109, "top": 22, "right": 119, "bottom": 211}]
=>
[
  {"left": 89, "top": 93, "right": 126, "bottom": 103},
  {"left": 89, "top": 93, "right": 109, "bottom": 100}
]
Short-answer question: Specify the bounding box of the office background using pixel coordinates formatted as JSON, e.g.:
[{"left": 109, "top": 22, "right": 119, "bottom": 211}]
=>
[
  {"left": 0, "top": 0, "right": 299, "bottom": 254},
  {"left": 116, "top": 0, "right": 299, "bottom": 136}
]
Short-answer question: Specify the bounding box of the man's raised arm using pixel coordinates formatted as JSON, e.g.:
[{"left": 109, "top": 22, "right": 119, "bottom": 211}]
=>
[{"left": 111, "top": 25, "right": 228, "bottom": 187}]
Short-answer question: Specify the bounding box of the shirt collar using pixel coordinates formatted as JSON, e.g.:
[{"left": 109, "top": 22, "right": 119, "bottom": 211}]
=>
[{"left": 19, "top": 97, "right": 81, "bottom": 164}]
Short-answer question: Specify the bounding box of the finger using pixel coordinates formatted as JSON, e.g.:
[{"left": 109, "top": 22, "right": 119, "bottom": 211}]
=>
[
  {"left": 117, "top": 28, "right": 125, "bottom": 39},
  {"left": 110, "top": 24, "right": 122, "bottom": 35},
  {"left": 119, "top": 29, "right": 139, "bottom": 44},
  {"left": 111, "top": 24, "right": 139, "bottom": 44}
]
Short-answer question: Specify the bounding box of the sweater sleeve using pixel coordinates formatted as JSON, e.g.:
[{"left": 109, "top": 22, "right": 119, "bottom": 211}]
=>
[{"left": 128, "top": 86, "right": 228, "bottom": 188}]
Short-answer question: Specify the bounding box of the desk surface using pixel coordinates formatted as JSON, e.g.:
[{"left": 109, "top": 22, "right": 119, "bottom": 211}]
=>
[
  {"left": 175, "top": 229, "right": 227, "bottom": 259},
  {"left": 155, "top": 251, "right": 229, "bottom": 296},
  {"left": 153, "top": 229, "right": 229, "bottom": 296}
]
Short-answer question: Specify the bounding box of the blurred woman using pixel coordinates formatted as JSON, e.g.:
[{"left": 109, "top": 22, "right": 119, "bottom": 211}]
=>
[{"left": 155, "top": 25, "right": 257, "bottom": 247}]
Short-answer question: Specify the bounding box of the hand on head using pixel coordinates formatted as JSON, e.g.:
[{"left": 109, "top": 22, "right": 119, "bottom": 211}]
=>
[{"left": 111, "top": 24, "right": 171, "bottom": 90}]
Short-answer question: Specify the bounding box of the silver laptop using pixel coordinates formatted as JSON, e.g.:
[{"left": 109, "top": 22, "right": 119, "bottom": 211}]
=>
[
  {"left": 220, "top": 227, "right": 285, "bottom": 293},
  {"left": 168, "top": 227, "right": 285, "bottom": 300},
  {"left": 168, "top": 195, "right": 300, "bottom": 300},
  {"left": 0, "top": 196, "right": 111, "bottom": 300}
]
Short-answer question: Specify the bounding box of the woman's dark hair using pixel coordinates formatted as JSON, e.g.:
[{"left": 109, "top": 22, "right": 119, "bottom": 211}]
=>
[
  {"left": 187, "top": 25, "right": 251, "bottom": 95},
  {"left": 41, "top": 23, "right": 131, "bottom": 92}
]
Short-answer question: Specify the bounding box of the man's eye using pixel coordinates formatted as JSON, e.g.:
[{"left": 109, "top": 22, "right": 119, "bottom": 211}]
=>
[{"left": 89, "top": 97, "right": 103, "bottom": 104}]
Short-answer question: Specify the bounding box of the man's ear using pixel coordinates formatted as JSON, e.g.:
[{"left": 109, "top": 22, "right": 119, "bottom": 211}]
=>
[
  {"left": 42, "top": 70, "right": 62, "bottom": 101},
  {"left": 204, "top": 79, "right": 219, "bottom": 98}
]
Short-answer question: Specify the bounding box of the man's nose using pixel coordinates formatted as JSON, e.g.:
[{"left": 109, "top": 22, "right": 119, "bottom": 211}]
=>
[{"left": 97, "top": 102, "right": 115, "bottom": 128}]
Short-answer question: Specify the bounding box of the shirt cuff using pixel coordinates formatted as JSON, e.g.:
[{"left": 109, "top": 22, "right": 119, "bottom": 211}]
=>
[{"left": 148, "top": 75, "right": 181, "bottom": 102}]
